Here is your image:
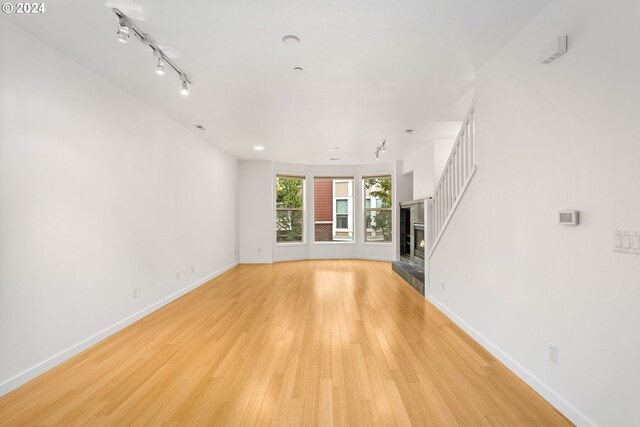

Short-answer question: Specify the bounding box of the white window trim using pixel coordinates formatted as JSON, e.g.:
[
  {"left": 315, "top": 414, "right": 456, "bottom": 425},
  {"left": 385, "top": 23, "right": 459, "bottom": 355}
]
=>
[
  {"left": 274, "top": 174, "right": 306, "bottom": 245},
  {"left": 363, "top": 176, "right": 393, "bottom": 244}
]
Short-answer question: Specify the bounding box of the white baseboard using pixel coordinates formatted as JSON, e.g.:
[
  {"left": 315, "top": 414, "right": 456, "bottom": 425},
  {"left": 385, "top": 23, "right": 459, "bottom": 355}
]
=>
[
  {"left": 273, "top": 255, "right": 395, "bottom": 263},
  {"left": 354, "top": 255, "right": 395, "bottom": 262},
  {"left": 0, "top": 261, "right": 238, "bottom": 398},
  {"left": 424, "top": 294, "right": 596, "bottom": 427},
  {"left": 273, "top": 255, "right": 308, "bottom": 262},
  {"left": 239, "top": 259, "right": 273, "bottom": 264}
]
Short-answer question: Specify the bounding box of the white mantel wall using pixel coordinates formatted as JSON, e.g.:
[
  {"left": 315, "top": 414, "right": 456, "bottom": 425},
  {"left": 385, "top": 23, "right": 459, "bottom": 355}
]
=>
[{"left": 0, "top": 21, "right": 239, "bottom": 396}]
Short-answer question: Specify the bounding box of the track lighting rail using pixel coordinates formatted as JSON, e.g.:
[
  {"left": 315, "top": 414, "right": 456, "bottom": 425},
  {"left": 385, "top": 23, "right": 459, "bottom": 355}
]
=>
[{"left": 112, "top": 8, "right": 192, "bottom": 86}]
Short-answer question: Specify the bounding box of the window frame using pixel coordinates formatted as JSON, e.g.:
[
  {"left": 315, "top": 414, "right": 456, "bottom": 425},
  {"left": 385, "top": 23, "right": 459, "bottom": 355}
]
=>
[
  {"left": 275, "top": 174, "right": 306, "bottom": 244},
  {"left": 313, "top": 176, "right": 355, "bottom": 243},
  {"left": 363, "top": 175, "right": 393, "bottom": 244}
]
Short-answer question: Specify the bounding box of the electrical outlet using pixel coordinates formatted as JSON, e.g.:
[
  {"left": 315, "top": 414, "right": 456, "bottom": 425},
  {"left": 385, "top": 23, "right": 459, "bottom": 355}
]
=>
[
  {"left": 191, "top": 265, "right": 195, "bottom": 273},
  {"left": 548, "top": 344, "right": 558, "bottom": 364},
  {"left": 441, "top": 281, "right": 445, "bottom": 293},
  {"left": 132, "top": 288, "right": 138, "bottom": 299},
  {"left": 176, "top": 272, "right": 180, "bottom": 280},
  {"left": 258, "top": 247, "right": 261, "bottom": 253}
]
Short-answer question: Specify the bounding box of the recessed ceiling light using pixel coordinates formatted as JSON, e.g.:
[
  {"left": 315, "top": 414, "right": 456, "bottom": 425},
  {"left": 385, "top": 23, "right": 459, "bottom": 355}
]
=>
[
  {"left": 334, "top": 146, "right": 340, "bottom": 150},
  {"left": 329, "top": 158, "right": 340, "bottom": 161},
  {"left": 293, "top": 67, "right": 303, "bottom": 72},
  {"left": 194, "top": 124, "right": 206, "bottom": 130},
  {"left": 254, "top": 146, "right": 265, "bottom": 151},
  {"left": 282, "top": 35, "right": 300, "bottom": 45},
  {"left": 405, "top": 129, "right": 414, "bottom": 134}
]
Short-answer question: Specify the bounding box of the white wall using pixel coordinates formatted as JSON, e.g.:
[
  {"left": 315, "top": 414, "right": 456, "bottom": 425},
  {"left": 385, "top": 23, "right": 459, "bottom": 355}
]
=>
[
  {"left": 433, "top": 139, "right": 456, "bottom": 182},
  {"left": 395, "top": 163, "right": 414, "bottom": 205},
  {"left": 238, "top": 160, "right": 274, "bottom": 263},
  {"left": 402, "top": 138, "right": 456, "bottom": 200},
  {"left": 428, "top": 1, "right": 640, "bottom": 426},
  {"left": 0, "top": 21, "right": 239, "bottom": 396},
  {"left": 403, "top": 143, "right": 435, "bottom": 199},
  {"left": 237, "top": 161, "right": 399, "bottom": 263}
]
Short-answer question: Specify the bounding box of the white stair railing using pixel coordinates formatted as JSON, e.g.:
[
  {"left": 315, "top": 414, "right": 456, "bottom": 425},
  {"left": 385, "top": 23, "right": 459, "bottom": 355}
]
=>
[{"left": 429, "top": 105, "right": 477, "bottom": 259}]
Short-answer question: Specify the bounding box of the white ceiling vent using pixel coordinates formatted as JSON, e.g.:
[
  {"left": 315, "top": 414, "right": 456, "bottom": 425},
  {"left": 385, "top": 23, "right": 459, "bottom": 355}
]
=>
[{"left": 540, "top": 36, "right": 568, "bottom": 64}]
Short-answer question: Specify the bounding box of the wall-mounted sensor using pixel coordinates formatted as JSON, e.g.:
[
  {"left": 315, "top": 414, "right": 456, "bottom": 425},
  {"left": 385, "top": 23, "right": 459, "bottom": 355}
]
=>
[
  {"left": 541, "top": 35, "right": 568, "bottom": 64},
  {"left": 559, "top": 210, "right": 579, "bottom": 225}
]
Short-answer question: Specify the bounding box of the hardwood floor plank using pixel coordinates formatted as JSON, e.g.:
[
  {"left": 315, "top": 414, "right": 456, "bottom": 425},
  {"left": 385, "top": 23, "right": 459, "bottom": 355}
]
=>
[{"left": 0, "top": 260, "right": 573, "bottom": 426}]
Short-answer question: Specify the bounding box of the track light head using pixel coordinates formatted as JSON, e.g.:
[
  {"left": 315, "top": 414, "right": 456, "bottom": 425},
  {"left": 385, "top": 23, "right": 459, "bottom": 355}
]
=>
[
  {"left": 156, "top": 58, "right": 165, "bottom": 75},
  {"left": 380, "top": 140, "right": 386, "bottom": 153},
  {"left": 117, "top": 18, "right": 129, "bottom": 43},
  {"left": 180, "top": 78, "right": 189, "bottom": 96}
]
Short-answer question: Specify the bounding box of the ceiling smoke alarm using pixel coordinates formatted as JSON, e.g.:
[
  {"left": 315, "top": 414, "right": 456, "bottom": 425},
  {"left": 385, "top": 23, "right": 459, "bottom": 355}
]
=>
[{"left": 282, "top": 35, "right": 300, "bottom": 45}]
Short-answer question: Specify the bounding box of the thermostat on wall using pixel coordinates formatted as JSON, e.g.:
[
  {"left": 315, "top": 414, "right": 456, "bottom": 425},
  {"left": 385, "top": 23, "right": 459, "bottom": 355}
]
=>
[{"left": 559, "top": 210, "right": 579, "bottom": 225}]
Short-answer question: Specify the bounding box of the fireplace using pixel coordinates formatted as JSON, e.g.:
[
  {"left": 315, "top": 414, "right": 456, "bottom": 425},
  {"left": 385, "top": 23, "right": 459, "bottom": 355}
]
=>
[
  {"left": 398, "top": 200, "right": 425, "bottom": 266},
  {"left": 394, "top": 199, "right": 427, "bottom": 295},
  {"left": 414, "top": 223, "right": 425, "bottom": 260}
]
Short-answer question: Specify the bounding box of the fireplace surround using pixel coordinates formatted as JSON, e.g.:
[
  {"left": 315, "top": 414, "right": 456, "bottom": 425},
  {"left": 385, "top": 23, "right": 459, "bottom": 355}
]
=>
[{"left": 394, "top": 199, "right": 426, "bottom": 295}]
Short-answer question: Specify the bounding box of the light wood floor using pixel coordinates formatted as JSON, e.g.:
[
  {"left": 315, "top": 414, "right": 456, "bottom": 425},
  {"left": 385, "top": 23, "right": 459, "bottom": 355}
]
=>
[{"left": 0, "top": 260, "right": 572, "bottom": 427}]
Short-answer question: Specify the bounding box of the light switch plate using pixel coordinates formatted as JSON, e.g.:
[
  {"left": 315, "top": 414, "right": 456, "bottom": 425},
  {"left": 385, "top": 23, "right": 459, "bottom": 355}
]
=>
[{"left": 614, "top": 230, "right": 640, "bottom": 255}]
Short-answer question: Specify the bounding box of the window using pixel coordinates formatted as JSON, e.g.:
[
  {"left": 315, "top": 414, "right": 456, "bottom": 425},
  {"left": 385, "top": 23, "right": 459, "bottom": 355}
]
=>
[
  {"left": 364, "top": 176, "right": 392, "bottom": 242},
  {"left": 336, "top": 200, "right": 348, "bottom": 229},
  {"left": 314, "top": 177, "right": 354, "bottom": 242},
  {"left": 276, "top": 175, "right": 304, "bottom": 242}
]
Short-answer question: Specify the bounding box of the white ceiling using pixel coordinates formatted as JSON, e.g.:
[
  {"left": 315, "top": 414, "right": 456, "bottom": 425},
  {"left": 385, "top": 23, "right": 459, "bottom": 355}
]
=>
[{"left": 5, "top": 0, "right": 550, "bottom": 164}]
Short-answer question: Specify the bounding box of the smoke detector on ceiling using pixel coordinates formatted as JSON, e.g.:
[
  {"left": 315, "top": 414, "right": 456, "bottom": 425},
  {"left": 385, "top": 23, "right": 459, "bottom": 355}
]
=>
[{"left": 282, "top": 35, "right": 300, "bottom": 45}]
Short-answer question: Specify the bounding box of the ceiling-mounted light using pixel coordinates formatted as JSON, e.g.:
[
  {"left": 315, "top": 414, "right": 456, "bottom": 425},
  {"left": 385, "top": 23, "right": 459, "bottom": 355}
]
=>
[
  {"left": 405, "top": 129, "right": 414, "bottom": 135},
  {"left": 180, "top": 75, "right": 189, "bottom": 95},
  {"left": 112, "top": 9, "right": 192, "bottom": 96},
  {"left": 374, "top": 140, "right": 386, "bottom": 159},
  {"left": 155, "top": 58, "right": 165, "bottom": 75},
  {"left": 293, "top": 66, "right": 303, "bottom": 73},
  {"left": 254, "top": 146, "right": 265, "bottom": 151},
  {"left": 152, "top": 48, "right": 165, "bottom": 75},
  {"left": 282, "top": 35, "right": 300, "bottom": 45},
  {"left": 117, "top": 18, "right": 129, "bottom": 43}
]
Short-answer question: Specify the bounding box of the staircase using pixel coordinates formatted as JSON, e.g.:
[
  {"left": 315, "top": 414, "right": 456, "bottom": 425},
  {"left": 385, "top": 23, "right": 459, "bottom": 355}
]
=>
[{"left": 429, "top": 105, "right": 477, "bottom": 259}]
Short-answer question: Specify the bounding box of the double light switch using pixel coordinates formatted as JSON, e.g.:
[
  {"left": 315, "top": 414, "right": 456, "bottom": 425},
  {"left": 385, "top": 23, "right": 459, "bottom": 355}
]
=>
[{"left": 614, "top": 230, "right": 640, "bottom": 255}]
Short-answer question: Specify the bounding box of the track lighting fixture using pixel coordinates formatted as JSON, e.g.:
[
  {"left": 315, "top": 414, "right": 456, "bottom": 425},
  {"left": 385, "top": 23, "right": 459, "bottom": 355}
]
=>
[
  {"left": 374, "top": 140, "right": 386, "bottom": 159},
  {"left": 180, "top": 77, "right": 189, "bottom": 96},
  {"left": 117, "top": 18, "right": 129, "bottom": 43},
  {"left": 155, "top": 58, "right": 165, "bottom": 75},
  {"left": 112, "top": 8, "right": 192, "bottom": 95}
]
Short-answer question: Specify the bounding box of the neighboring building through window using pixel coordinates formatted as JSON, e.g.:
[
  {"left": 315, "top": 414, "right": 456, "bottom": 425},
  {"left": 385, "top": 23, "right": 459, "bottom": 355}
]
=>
[
  {"left": 276, "top": 175, "right": 304, "bottom": 242},
  {"left": 314, "top": 177, "right": 354, "bottom": 242},
  {"left": 364, "top": 176, "right": 392, "bottom": 242}
]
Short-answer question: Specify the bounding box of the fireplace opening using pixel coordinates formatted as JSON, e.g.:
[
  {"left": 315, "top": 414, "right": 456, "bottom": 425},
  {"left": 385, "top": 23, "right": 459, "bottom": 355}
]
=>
[{"left": 414, "top": 224, "right": 425, "bottom": 260}]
